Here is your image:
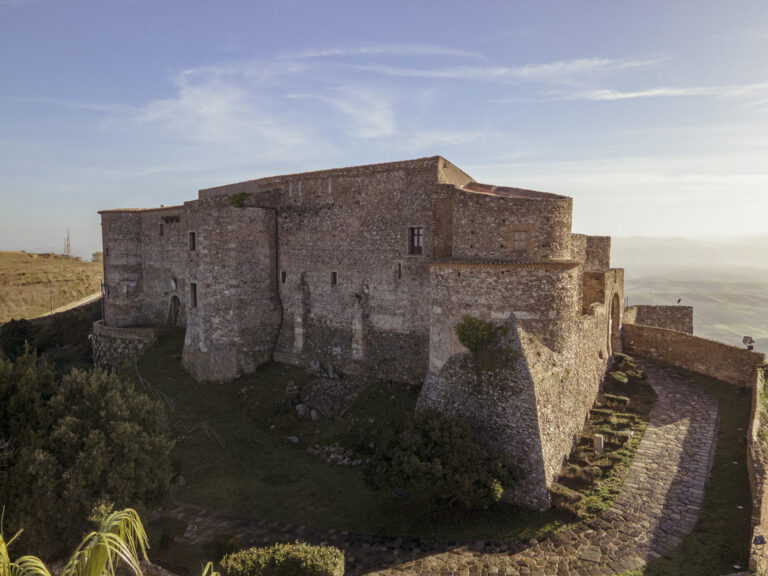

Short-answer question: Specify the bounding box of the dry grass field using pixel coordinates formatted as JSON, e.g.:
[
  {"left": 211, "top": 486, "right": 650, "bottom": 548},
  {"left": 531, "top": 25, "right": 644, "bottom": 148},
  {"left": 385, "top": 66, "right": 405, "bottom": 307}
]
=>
[{"left": 0, "top": 251, "right": 102, "bottom": 323}]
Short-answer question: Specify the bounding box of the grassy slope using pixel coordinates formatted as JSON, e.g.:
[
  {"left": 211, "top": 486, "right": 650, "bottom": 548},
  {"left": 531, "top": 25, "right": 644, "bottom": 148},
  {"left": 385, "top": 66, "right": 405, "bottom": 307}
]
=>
[
  {"left": 130, "top": 331, "right": 564, "bottom": 543},
  {"left": 0, "top": 251, "right": 102, "bottom": 323}
]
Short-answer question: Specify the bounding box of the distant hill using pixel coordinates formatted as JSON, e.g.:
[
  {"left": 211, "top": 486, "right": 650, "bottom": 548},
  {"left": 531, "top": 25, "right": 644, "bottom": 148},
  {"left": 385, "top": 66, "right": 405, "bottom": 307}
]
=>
[
  {"left": 613, "top": 236, "right": 768, "bottom": 355},
  {"left": 0, "top": 251, "right": 102, "bottom": 324}
]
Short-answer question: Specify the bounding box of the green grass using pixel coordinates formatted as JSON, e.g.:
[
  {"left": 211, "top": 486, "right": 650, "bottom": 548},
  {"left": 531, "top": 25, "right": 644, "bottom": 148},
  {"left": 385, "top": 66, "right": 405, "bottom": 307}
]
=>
[
  {"left": 128, "top": 331, "right": 567, "bottom": 548},
  {"left": 0, "top": 251, "right": 102, "bottom": 323},
  {"left": 615, "top": 366, "right": 752, "bottom": 576}
]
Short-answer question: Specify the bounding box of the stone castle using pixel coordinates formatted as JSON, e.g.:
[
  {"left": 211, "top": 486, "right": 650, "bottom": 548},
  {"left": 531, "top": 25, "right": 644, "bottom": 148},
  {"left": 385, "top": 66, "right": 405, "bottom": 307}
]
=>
[{"left": 94, "top": 156, "right": 695, "bottom": 509}]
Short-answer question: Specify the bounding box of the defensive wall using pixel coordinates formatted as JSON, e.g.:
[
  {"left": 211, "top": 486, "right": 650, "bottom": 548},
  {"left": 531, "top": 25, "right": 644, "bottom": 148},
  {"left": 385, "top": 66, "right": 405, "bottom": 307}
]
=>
[
  {"left": 92, "top": 320, "right": 157, "bottom": 368},
  {"left": 622, "top": 323, "right": 763, "bottom": 387},
  {"left": 624, "top": 305, "right": 693, "bottom": 334}
]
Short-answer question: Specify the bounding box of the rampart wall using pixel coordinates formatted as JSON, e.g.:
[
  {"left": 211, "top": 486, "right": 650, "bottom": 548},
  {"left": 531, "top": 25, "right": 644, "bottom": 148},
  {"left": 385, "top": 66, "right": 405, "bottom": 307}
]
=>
[
  {"left": 624, "top": 305, "right": 693, "bottom": 334},
  {"left": 747, "top": 367, "right": 768, "bottom": 572},
  {"left": 623, "top": 324, "right": 763, "bottom": 387},
  {"left": 92, "top": 320, "right": 156, "bottom": 368}
]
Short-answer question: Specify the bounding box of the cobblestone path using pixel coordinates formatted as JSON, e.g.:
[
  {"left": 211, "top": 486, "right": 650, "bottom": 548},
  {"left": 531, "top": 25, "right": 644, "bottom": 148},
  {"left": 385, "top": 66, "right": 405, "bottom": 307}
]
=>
[{"left": 158, "top": 362, "right": 719, "bottom": 576}]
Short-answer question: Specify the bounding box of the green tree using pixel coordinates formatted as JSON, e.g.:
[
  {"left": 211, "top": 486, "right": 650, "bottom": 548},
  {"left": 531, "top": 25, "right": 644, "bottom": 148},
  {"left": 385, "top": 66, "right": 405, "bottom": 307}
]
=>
[{"left": 0, "top": 352, "right": 172, "bottom": 558}]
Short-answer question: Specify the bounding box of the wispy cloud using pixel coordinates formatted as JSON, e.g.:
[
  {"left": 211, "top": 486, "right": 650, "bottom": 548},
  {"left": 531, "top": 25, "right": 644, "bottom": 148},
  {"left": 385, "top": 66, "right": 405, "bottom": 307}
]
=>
[
  {"left": 283, "top": 44, "right": 483, "bottom": 60},
  {"left": 348, "top": 57, "right": 659, "bottom": 84},
  {"left": 287, "top": 87, "right": 397, "bottom": 138},
  {"left": 2, "top": 96, "right": 134, "bottom": 114},
  {"left": 130, "top": 72, "right": 328, "bottom": 163},
  {"left": 546, "top": 82, "right": 768, "bottom": 101}
]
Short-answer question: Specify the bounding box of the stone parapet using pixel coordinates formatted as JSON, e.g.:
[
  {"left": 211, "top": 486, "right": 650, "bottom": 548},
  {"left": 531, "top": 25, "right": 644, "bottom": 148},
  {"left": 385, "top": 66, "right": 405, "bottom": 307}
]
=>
[
  {"left": 624, "top": 305, "right": 693, "bottom": 334},
  {"left": 623, "top": 323, "right": 764, "bottom": 387},
  {"left": 92, "top": 320, "right": 157, "bottom": 369}
]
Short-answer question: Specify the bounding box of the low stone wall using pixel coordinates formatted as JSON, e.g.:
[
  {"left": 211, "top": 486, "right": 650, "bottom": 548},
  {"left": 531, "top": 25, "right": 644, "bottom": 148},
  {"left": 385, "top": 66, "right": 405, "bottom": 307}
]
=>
[
  {"left": 624, "top": 305, "right": 693, "bottom": 334},
  {"left": 92, "top": 320, "right": 157, "bottom": 369},
  {"left": 623, "top": 324, "right": 764, "bottom": 387},
  {"left": 748, "top": 367, "right": 768, "bottom": 573}
]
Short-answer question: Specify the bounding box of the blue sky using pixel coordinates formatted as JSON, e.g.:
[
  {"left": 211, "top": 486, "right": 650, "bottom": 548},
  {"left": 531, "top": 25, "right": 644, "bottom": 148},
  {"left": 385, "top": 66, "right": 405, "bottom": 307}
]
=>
[{"left": 1, "top": 0, "right": 767, "bottom": 258}]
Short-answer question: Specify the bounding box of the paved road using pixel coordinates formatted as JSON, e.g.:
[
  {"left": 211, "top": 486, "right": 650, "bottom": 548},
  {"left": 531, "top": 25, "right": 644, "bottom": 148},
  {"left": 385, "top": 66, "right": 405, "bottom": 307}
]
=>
[
  {"left": 47, "top": 292, "right": 101, "bottom": 315},
  {"left": 158, "top": 361, "right": 719, "bottom": 576}
]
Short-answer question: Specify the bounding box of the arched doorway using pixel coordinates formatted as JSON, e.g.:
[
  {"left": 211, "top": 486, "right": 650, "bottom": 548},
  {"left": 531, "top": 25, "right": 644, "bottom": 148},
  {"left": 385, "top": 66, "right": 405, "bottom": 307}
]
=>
[
  {"left": 168, "top": 295, "right": 181, "bottom": 325},
  {"left": 608, "top": 292, "right": 622, "bottom": 355}
]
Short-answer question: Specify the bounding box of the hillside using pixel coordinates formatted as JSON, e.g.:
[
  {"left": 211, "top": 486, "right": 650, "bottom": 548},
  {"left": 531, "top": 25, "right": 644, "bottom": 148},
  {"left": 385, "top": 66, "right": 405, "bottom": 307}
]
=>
[{"left": 0, "top": 251, "right": 102, "bottom": 324}]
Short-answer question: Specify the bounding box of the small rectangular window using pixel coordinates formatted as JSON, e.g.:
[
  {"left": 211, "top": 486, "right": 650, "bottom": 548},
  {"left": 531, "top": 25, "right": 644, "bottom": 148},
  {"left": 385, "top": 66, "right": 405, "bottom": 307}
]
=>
[
  {"left": 512, "top": 229, "right": 529, "bottom": 252},
  {"left": 159, "top": 223, "right": 164, "bottom": 237},
  {"left": 190, "top": 283, "right": 198, "bottom": 308},
  {"left": 189, "top": 232, "right": 196, "bottom": 251},
  {"left": 330, "top": 271, "right": 338, "bottom": 285},
  {"left": 397, "top": 262, "right": 402, "bottom": 279},
  {"left": 409, "top": 227, "right": 423, "bottom": 255},
  {"left": 281, "top": 271, "right": 287, "bottom": 284},
  {"left": 104, "top": 247, "right": 109, "bottom": 258}
]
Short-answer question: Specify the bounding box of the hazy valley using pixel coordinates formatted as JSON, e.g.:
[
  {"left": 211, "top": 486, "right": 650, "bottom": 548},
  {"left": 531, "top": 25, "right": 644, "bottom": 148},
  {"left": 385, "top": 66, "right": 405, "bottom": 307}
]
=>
[{"left": 613, "top": 235, "right": 768, "bottom": 354}]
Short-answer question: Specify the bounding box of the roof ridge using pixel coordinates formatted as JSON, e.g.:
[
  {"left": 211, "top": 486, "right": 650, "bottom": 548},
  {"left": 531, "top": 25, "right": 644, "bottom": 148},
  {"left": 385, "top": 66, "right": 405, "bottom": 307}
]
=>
[{"left": 199, "top": 156, "right": 444, "bottom": 193}]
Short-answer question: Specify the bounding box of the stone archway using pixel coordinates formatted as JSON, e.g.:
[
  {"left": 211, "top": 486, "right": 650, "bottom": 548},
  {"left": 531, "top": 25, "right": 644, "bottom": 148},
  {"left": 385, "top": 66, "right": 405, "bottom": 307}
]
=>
[
  {"left": 608, "top": 292, "right": 622, "bottom": 355},
  {"left": 168, "top": 295, "right": 181, "bottom": 325}
]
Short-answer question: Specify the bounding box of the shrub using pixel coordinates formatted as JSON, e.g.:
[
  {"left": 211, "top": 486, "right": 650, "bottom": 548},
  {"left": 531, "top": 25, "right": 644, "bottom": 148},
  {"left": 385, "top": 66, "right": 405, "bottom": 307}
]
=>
[
  {"left": 608, "top": 371, "right": 628, "bottom": 385},
  {"left": 221, "top": 542, "right": 345, "bottom": 576},
  {"left": 455, "top": 316, "right": 508, "bottom": 354},
  {"left": 0, "top": 352, "right": 173, "bottom": 558},
  {"left": 227, "top": 192, "right": 250, "bottom": 208},
  {"left": 363, "top": 409, "right": 516, "bottom": 509}
]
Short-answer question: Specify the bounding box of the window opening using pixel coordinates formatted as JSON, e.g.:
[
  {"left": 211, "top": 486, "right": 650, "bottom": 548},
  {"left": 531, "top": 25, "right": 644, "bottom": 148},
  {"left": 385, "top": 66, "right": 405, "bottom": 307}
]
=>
[
  {"left": 190, "top": 283, "right": 198, "bottom": 308},
  {"left": 281, "top": 271, "right": 287, "bottom": 284},
  {"left": 159, "top": 223, "right": 164, "bottom": 237},
  {"left": 512, "top": 229, "right": 528, "bottom": 252},
  {"left": 397, "top": 262, "right": 402, "bottom": 279},
  {"left": 189, "top": 232, "right": 196, "bottom": 251},
  {"left": 409, "top": 227, "right": 423, "bottom": 255},
  {"left": 331, "top": 271, "right": 338, "bottom": 285}
]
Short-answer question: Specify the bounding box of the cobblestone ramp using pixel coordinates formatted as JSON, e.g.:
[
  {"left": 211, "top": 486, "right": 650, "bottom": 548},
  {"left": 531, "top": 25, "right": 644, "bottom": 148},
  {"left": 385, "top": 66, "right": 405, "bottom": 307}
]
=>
[{"left": 158, "top": 361, "right": 719, "bottom": 576}]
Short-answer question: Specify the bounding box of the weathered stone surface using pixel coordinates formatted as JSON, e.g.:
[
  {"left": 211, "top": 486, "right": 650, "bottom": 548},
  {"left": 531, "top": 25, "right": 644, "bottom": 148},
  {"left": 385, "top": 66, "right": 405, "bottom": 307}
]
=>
[{"left": 623, "top": 305, "right": 693, "bottom": 334}]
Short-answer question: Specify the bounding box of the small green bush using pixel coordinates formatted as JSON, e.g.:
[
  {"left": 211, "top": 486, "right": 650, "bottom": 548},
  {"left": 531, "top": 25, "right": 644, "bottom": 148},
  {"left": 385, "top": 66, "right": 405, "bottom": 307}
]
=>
[
  {"left": 363, "top": 409, "right": 516, "bottom": 509},
  {"left": 221, "top": 542, "right": 345, "bottom": 576},
  {"left": 227, "top": 192, "right": 250, "bottom": 208},
  {"left": 608, "top": 371, "right": 628, "bottom": 385},
  {"left": 455, "top": 316, "right": 508, "bottom": 354}
]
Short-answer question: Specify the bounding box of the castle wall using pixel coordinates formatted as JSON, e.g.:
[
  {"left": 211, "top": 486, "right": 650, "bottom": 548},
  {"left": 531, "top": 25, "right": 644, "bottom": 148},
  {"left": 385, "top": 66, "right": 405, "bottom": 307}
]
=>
[
  {"left": 92, "top": 320, "right": 157, "bottom": 368},
  {"left": 138, "top": 207, "right": 188, "bottom": 326},
  {"left": 451, "top": 193, "right": 573, "bottom": 261},
  {"left": 181, "top": 200, "right": 282, "bottom": 382},
  {"left": 101, "top": 212, "right": 145, "bottom": 327},
  {"left": 623, "top": 323, "right": 764, "bottom": 387},
  {"left": 200, "top": 160, "right": 454, "bottom": 383},
  {"left": 421, "top": 261, "right": 622, "bottom": 508},
  {"left": 584, "top": 236, "right": 611, "bottom": 272},
  {"left": 624, "top": 304, "right": 693, "bottom": 334}
]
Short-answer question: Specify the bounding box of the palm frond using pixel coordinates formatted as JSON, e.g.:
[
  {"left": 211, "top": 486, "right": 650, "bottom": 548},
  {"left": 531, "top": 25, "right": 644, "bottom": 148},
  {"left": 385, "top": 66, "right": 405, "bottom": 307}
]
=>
[{"left": 62, "top": 508, "right": 148, "bottom": 576}]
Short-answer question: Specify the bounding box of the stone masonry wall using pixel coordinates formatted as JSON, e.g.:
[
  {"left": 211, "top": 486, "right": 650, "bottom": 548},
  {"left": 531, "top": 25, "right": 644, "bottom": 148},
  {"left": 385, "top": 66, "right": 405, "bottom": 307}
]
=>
[
  {"left": 421, "top": 255, "right": 623, "bottom": 509},
  {"left": 92, "top": 320, "right": 156, "bottom": 368},
  {"left": 451, "top": 192, "right": 573, "bottom": 262},
  {"left": 747, "top": 367, "right": 768, "bottom": 572},
  {"left": 624, "top": 305, "right": 693, "bottom": 334},
  {"left": 182, "top": 200, "right": 282, "bottom": 382},
  {"left": 623, "top": 323, "right": 764, "bottom": 387}
]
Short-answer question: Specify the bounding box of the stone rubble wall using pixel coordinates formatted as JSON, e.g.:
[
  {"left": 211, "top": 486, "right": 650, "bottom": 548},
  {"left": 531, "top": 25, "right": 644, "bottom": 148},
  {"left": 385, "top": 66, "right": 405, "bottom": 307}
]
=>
[
  {"left": 747, "top": 367, "right": 768, "bottom": 573},
  {"left": 623, "top": 324, "right": 764, "bottom": 387},
  {"left": 624, "top": 305, "right": 693, "bottom": 334},
  {"left": 92, "top": 320, "right": 156, "bottom": 369}
]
